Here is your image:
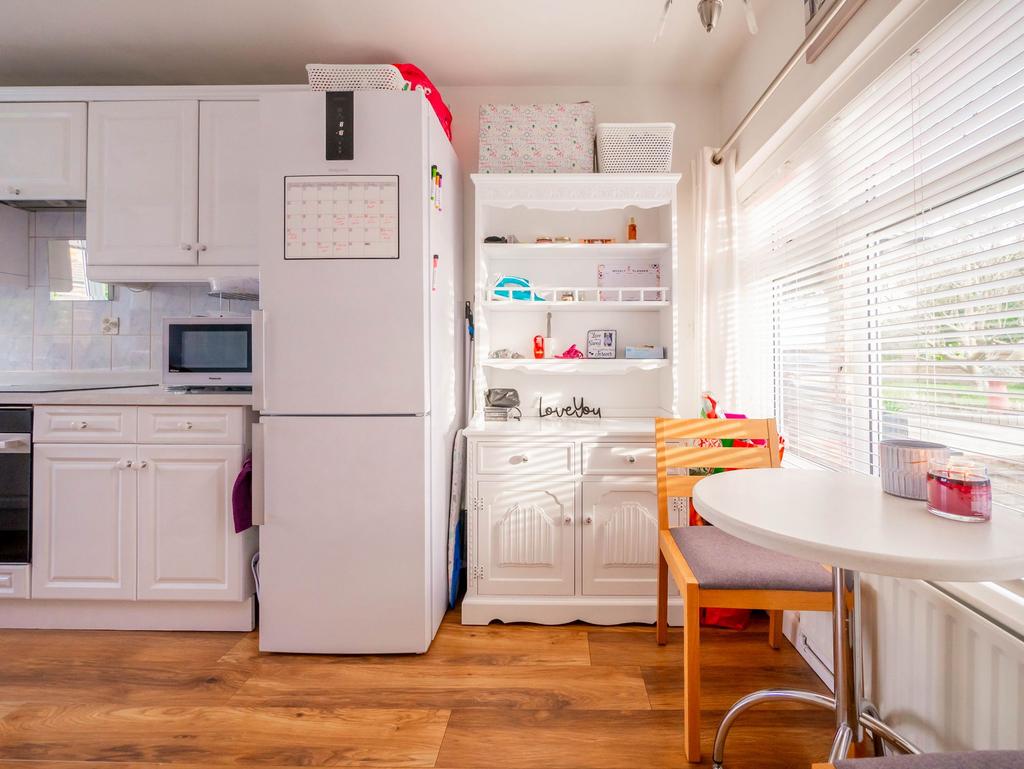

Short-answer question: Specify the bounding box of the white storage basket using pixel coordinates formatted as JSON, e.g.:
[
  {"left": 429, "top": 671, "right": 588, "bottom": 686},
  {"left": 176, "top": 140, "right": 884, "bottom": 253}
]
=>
[
  {"left": 596, "top": 123, "right": 675, "bottom": 173},
  {"left": 305, "top": 64, "right": 408, "bottom": 92}
]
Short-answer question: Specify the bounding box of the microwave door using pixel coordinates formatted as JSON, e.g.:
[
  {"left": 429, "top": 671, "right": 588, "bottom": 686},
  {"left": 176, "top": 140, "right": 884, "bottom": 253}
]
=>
[{"left": 163, "top": 318, "right": 253, "bottom": 388}]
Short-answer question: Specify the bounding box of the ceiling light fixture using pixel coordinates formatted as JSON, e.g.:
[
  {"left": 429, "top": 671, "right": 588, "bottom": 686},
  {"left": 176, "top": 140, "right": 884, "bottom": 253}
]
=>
[{"left": 696, "top": 0, "right": 723, "bottom": 32}]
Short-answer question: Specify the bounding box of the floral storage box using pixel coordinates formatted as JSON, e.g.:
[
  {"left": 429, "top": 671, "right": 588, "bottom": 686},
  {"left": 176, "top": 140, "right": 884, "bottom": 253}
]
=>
[{"left": 479, "top": 103, "right": 595, "bottom": 173}]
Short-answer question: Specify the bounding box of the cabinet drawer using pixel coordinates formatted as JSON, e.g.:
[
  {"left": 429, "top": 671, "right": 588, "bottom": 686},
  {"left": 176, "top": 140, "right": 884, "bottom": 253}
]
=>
[
  {"left": 139, "top": 407, "right": 245, "bottom": 444},
  {"left": 34, "top": 406, "right": 137, "bottom": 443},
  {"left": 583, "top": 443, "right": 656, "bottom": 475},
  {"left": 0, "top": 563, "right": 30, "bottom": 599},
  {"left": 476, "top": 442, "right": 573, "bottom": 475}
]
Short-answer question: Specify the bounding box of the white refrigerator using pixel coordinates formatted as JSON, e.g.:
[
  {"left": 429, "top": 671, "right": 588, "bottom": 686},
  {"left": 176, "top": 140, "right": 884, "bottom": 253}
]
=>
[{"left": 253, "top": 90, "right": 462, "bottom": 653}]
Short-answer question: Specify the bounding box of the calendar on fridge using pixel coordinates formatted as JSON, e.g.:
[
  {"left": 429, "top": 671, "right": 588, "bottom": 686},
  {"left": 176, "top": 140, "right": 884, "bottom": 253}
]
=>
[{"left": 284, "top": 175, "right": 399, "bottom": 260}]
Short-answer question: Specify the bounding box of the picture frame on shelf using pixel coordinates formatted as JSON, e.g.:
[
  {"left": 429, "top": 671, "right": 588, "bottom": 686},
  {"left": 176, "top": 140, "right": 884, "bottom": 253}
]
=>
[{"left": 587, "top": 329, "right": 617, "bottom": 359}]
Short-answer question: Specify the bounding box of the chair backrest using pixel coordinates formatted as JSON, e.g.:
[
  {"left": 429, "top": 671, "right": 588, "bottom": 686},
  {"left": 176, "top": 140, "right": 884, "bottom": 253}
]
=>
[{"left": 654, "top": 417, "right": 781, "bottom": 531}]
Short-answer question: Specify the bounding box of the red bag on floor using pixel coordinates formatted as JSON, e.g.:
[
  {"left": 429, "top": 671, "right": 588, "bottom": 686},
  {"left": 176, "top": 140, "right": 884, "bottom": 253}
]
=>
[{"left": 394, "top": 63, "right": 453, "bottom": 141}]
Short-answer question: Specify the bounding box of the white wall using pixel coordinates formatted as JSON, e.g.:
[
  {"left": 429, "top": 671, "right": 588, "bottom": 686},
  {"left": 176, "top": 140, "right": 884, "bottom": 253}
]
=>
[{"left": 441, "top": 84, "right": 718, "bottom": 412}]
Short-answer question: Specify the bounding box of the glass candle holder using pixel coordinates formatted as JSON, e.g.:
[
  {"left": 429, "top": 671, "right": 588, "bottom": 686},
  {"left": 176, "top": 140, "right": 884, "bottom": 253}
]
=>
[{"left": 926, "top": 459, "right": 992, "bottom": 523}]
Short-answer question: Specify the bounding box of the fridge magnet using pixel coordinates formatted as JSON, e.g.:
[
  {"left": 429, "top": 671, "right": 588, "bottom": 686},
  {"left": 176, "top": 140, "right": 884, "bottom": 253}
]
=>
[{"left": 587, "top": 329, "right": 617, "bottom": 359}]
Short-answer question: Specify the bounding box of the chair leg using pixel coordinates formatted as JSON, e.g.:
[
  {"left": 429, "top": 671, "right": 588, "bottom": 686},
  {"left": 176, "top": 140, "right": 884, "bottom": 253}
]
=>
[
  {"left": 657, "top": 549, "right": 669, "bottom": 646},
  {"left": 768, "top": 609, "right": 783, "bottom": 650},
  {"left": 683, "top": 582, "right": 701, "bottom": 763}
]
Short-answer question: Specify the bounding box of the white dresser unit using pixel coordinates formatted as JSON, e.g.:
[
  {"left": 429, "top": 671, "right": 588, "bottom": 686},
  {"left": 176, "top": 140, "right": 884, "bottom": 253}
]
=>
[
  {"left": 0, "top": 402, "right": 258, "bottom": 631},
  {"left": 464, "top": 174, "right": 685, "bottom": 625}
]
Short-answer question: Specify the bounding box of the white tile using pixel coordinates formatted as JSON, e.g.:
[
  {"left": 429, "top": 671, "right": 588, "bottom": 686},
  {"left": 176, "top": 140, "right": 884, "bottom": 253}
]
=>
[
  {"left": 73, "top": 210, "right": 86, "bottom": 238},
  {"left": 72, "top": 335, "right": 111, "bottom": 370},
  {"left": 72, "top": 300, "right": 111, "bottom": 335},
  {"left": 27, "top": 211, "right": 35, "bottom": 237},
  {"left": 33, "top": 211, "right": 75, "bottom": 238},
  {"left": 33, "top": 287, "right": 72, "bottom": 335},
  {"left": 0, "top": 336, "right": 32, "bottom": 371},
  {"left": 0, "top": 285, "right": 35, "bottom": 336},
  {"left": 228, "top": 298, "right": 258, "bottom": 316},
  {"left": 150, "top": 285, "right": 190, "bottom": 334},
  {"left": 29, "top": 238, "right": 48, "bottom": 287},
  {"left": 189, "top": 285, "right": 226, "bottom": 316},
  {"left": 33, "top": 335, "right": 72, "bottom": 371},
  {"left": 110, "top": 287, "right": 152, "bottom": 335},
  {"left": 150, "top": 334, "right": 164, "bottom": 371},
  {"left": 111, "top": 335, "right": 150, "bottom": 371}
]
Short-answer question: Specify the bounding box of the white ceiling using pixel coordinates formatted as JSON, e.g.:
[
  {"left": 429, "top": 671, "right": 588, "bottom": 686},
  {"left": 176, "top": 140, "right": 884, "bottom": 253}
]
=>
[{"left": 0, "top": 0, "right": 759, "bottom": 87}]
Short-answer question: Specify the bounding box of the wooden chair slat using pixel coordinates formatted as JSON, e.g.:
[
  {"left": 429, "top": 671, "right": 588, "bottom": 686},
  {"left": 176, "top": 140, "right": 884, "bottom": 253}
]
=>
[
  {"left": 656, "top": 417, "right": 772, "bottom": 441},
  {"left": 659, "top": 445, "right": 773, "bottom": 470}
]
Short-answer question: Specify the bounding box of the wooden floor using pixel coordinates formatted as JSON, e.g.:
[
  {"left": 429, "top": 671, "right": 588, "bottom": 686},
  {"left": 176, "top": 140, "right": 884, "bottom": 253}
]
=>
[{"left": 0, "top": 609, "right": 836, "bottom": 768}]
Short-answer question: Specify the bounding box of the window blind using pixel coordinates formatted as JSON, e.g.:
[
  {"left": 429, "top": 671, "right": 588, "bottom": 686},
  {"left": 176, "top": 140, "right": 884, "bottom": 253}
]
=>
[{"left": 741, "top": 0, "right": 1024, "bottom": 515}]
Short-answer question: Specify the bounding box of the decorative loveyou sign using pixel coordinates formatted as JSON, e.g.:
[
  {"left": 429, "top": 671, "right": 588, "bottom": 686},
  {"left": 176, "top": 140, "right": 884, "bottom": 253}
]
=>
[{"left": 538, "top": 396, "right": 602, "bottom": 419}]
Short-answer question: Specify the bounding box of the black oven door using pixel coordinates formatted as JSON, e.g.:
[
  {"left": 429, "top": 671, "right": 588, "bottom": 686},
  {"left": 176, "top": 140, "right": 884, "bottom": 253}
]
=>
[{"left": 0, "top": 408, "right": 31, "bottom": 564}]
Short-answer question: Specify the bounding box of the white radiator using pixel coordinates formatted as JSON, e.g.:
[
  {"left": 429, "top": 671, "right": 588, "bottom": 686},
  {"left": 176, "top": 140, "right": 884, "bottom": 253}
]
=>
[{"left": 787, "top": 577, "right": 1024, "bottom": 752}]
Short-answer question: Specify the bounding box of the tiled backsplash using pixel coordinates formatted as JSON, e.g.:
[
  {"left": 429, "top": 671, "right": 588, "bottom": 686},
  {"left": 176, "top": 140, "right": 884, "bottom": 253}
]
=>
[{"left": 0, "top": 210, "right": 256, "bottom": 373}]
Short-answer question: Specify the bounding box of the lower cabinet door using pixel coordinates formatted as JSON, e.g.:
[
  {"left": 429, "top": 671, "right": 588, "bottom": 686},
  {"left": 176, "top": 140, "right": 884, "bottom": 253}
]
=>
[
  {"left": 32, "top": 443, "right": 138, "bottom": 599},
  {"left": 582, "top": 479, "right": 660, "bottom": 596},
  {"left": 136, "top": 444, "right": 244, "bottom": 601},
  {"left": 476, "top": 480, "right": 575, "bottom": 596}
]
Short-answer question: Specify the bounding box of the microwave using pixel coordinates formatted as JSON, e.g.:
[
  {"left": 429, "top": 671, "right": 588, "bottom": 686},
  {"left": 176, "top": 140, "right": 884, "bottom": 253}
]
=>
[{"left": 162, "top": 316, "right": 253, "bottom": 388}]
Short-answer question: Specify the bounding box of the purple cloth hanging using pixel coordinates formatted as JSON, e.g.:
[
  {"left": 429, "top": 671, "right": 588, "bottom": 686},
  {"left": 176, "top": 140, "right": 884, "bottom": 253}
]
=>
[{"left": 232, "top": 455, "right": 253, "bottom": 533}]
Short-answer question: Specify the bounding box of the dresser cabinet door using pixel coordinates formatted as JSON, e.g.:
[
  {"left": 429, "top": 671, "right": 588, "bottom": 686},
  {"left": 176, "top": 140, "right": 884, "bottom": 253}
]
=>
[
  {"left": 476, "top": 480, "right": 575, "bottom": 596},
  {"left": 32, "top": 444, "right": 138, "bottom": 600},
  {"left": 0, "top": 102, "right": 86, "bottom": 200},
  {"left": 581, "top": 479, "right": 660, "bottom": 596},
  {"left": 136, "top": 444, "right": 246, "bottom": 601}
]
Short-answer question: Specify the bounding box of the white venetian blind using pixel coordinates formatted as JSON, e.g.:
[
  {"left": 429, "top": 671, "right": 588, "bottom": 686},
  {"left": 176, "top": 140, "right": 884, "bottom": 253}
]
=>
[{"left": 741, "top": 0, "right": 1024, "bottom": 514}]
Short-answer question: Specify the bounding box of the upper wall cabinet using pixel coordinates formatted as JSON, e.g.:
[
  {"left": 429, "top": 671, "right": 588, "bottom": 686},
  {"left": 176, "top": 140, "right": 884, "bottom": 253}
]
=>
[
  {"left": 0, "top": 102, "right": 87, "bottom": 200},
  {"left": 86, "top": 100, "right": 258, "bottom": 280}
]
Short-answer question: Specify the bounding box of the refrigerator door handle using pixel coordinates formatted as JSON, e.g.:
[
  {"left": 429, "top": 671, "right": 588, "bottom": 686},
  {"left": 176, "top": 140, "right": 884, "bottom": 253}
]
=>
[
  {"left": 252, "top": 309, "right": 266, "bottom": 411},
  {"left": 251, "top": 421, "right": 266, "bottom": 526}
]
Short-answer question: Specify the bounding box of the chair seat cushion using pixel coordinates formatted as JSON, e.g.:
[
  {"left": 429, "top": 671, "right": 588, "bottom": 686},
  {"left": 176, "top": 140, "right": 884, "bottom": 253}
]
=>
[
  {"left": 669, "top": 525, "right": 832, "bottom": 592},
  {"left": 835, "top": 751, "right": 1024, "bottom": 768}
]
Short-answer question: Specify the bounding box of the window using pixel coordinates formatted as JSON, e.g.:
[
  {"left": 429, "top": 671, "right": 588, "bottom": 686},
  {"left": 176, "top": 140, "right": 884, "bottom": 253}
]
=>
[{"left": 742, "top": 0, "right": 1024, "bottom": 521}]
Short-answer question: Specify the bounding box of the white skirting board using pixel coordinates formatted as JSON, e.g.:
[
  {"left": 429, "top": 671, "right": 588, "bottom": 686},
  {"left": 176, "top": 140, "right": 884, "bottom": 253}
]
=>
[
  {"left": 786, "top": 577, "right": 1024, "bottom": 753},
  {"left": 462, "top": 595, "right": 684, "bottom": 626},
  {"left": 0, "top": 597, "right": 255, "bottom": 631}
]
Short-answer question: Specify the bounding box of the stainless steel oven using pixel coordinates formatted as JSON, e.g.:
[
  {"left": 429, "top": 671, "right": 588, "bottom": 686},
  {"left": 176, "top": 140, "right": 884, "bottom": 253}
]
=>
[{"left": 0, "top": 407, "right": 31, "bottom": 564}]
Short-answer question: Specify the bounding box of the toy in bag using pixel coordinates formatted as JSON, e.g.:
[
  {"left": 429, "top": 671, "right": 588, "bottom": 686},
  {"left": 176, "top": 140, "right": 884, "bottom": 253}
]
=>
[{"left": 689, "top": 392, "right": 784, "bottom": 630}]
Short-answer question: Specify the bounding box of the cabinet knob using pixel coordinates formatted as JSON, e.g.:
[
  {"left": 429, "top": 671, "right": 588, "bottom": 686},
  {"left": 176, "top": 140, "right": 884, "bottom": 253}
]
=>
[
  {"left": 197, "top": 244, "right": 207, "bottom": 252},
  {"left": 563, "top": 514, "right": 573, "bottom": 525},
  {"left": 584, "top": 515, "right": 594, "bottom": 525},
  {"left": 73, "top": 421, "right": 88, "bottom": 430},
  {"left": 117, "top": 458, "right": 133, "bottom": 470},
  {"left": 178, "top": 421, "right": 193, "bottom": 430},
  {"left": 181, "top": 243, "right": 193, "bottom": 251},
  {"left": 137, "top": 460, "right": 149, "bottom": 469},
  {"left": 513, "top": 454, "right": 529, "bottom": 464},
  {"left": 9, "top": 186, "right": 21, "bottom": 196},
  {"left": 626, "top": 455, "right": 637, "bottom": 464}
]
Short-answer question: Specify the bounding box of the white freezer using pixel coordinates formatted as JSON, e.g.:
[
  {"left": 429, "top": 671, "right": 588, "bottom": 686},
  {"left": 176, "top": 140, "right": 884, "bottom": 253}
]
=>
[{"left": 258, "top": 415, "right": 433, "bottom": 654}]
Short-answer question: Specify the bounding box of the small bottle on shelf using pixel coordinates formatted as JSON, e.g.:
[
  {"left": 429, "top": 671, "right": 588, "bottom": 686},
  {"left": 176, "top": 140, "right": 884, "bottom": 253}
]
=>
[
  {"left": 533, "top": 335, "right": 545, "bottom": 359},
  {"left": 627, "top": 217, "right": 638, "bottom": 242}
]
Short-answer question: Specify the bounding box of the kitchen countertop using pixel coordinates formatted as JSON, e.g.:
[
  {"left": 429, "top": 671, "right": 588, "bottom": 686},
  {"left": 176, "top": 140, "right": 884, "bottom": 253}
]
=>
[{"left": 0, "top": 385, "right": 253, "bottom": 407}]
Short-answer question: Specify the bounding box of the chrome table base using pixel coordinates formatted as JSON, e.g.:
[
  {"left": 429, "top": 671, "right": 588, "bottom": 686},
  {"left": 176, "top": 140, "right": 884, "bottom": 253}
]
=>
[{"left": 711, "top": 568, "right": 923, "bottom": 768}]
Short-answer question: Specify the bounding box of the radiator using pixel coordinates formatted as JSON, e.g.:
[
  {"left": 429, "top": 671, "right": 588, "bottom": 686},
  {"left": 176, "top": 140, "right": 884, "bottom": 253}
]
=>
[{"left": 787, "top": 577, "right": 1024, "bottom": 752}]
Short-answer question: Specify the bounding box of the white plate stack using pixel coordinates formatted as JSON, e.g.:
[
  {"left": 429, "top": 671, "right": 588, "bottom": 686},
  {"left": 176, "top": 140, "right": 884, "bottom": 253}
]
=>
[{"left": 879, "top": 439, "right": 950, "bottom": 499}]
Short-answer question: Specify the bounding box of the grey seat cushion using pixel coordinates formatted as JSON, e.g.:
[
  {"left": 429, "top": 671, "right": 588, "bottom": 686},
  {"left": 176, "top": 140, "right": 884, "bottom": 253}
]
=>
[
  {"left": 835, "top": 751, "right": 1024, "bottom": 768},
  {"left": 669, "top": 525, "right": 832, "bottom": 591}
]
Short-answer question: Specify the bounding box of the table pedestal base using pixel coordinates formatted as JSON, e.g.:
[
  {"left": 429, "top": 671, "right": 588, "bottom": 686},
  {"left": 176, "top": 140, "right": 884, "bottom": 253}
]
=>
[{"left": 711, "top": 568, "right": 923, "bottom": 768}]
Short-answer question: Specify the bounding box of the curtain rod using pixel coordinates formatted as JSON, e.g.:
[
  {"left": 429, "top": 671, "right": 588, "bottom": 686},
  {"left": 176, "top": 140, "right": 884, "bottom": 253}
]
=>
[{"left": 711, "top": 0, "right": 857, "bottom": 165}]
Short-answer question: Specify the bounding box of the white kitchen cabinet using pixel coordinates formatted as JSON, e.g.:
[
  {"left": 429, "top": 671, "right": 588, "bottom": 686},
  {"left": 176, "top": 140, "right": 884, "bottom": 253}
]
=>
[
  {"left": 86, "top": 99, "right": 258, "bottom": 279},
  {"left": 198, "top": 100, "right": 259, "bottom": 265},
  {"left": 136, "top": 444, "right": 249, "bottom": 601},
  {"left": 86, "top": 100, "right": 199, "bottom": 267},
  {"left": 0, "top": 102, "right": 87, "bottom": 200},
  {"left": 476, "top": 479, "right": 575, "bottom": 596},
  {"left": 32, "top": 443, "right": 138, "bottom": 600},
  {"left": 581, "top": 479, "right": 660, "bottom": 596}
]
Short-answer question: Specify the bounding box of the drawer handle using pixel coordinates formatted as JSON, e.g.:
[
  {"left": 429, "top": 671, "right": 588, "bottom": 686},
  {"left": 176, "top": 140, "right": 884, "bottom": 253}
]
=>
[
  {"left": 137, "top": 460, "right": 149, "bottom": 469},
  {"left": 117, "top": 459, "right": 133, "bottom": 470},
  {"left": 73, "top": 421, "right": 88, "bottom": 430},
  {"left": 563, "top": 514, "right": 573, "bottom": 526},
  {"left": 626, "top": 455, "right": 637, "bottom": 464},
  {"left": 178, "top": 421, "right": 194, "bottom": 431},
  {"left": 583, "top": 515, "right": 594, "bottom": 525},
  {"left": 513, "top": 454, "right": 529, "bottom": 464},
  {"left": 181, "top": 243, "right": 193, "bottom": 251}
]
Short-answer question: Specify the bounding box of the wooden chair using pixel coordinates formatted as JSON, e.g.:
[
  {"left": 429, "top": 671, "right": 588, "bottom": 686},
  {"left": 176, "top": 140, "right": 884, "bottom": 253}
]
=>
[
  {"left": 813, "top": 752, "right": 1024, "bottom": 768},
  {"left": 655, "top": 417, "right": 834, "bottom": 763}
]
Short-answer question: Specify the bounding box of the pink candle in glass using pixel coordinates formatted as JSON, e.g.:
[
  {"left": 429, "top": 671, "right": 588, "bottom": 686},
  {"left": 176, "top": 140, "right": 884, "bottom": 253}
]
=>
[{"left": 926, "top": 459, "right": 992, "bottom": 523}]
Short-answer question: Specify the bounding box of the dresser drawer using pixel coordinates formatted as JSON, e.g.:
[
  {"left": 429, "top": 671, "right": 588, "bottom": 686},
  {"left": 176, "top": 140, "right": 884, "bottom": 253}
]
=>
[
  {"left": 138, "top": 407, "right": 245, "bottom": 444},
  {"left": 0, "top": 564, "right": 30, "bottom": 599},
  {"left": 476, "top": 442, "right": 573, "bottom": 476},
  {"left": 33, "top": 406, "right": 137, "bottom": 443},
  {"left": 583, "top": 443, "right": 656, "bottom": 475}
]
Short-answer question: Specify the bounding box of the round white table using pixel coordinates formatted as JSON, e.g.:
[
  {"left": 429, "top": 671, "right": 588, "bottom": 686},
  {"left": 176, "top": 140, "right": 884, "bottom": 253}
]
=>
[{"left": 692, "top": 468, "right": 1024, "bottom": 767}]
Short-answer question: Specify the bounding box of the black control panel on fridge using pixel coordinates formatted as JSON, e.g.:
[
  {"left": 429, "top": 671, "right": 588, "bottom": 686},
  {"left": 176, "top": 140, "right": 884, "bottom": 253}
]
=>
[{"left": 325, "top": 91, "right": 354, "bottom": 160}]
